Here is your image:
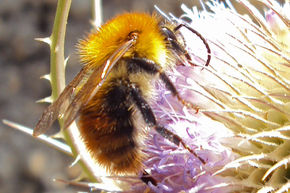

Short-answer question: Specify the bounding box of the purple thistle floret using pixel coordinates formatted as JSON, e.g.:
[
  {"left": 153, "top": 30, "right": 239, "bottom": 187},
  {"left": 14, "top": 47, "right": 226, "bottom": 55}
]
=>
[{"left": 129, "top": 65, "right": 236, "bottom": 193}]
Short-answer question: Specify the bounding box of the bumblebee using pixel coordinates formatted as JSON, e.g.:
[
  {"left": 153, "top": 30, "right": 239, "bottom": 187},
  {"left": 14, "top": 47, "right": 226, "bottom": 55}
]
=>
[{"left": 33, "top": 12, "right": 210, "bottom": 185}]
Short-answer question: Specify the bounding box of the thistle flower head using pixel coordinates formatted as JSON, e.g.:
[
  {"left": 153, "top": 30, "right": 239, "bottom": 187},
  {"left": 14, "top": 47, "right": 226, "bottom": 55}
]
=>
[
  {"left": 170, "top": 0, "right": 290, "bottom": 192},
  {"left": 69, "top": 1, "right": 289, "bottom": 192}
]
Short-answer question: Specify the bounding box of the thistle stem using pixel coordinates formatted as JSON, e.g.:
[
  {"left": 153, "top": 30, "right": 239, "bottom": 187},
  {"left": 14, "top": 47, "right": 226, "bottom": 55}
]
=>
[
  {"left": 49, "top": 0, "right": 96, "bottom": 182},
  {"left": 50, "top": 0, "right": 71, "bottom": 99}
]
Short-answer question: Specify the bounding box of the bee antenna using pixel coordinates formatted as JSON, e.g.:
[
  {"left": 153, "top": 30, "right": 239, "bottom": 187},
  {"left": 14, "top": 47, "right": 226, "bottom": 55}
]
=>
[{"left": 174, "top": 24, "right": 211, "bottom": 67}]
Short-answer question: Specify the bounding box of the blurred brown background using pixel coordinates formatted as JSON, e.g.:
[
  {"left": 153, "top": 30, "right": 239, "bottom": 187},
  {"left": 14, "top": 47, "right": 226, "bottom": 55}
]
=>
[{"left": 0, "top": 0, "right": 285, "bottom": 192}]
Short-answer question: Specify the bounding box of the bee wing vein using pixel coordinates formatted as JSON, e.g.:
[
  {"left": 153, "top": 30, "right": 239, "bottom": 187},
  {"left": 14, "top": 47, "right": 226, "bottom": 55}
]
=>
[{"left": 33, "top": 68, "right": 87, "bottom": 136}]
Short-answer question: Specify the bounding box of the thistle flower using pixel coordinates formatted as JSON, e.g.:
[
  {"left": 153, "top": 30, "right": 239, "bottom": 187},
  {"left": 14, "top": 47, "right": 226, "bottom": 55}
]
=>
[
  {"left": 129, "top": 0, "right": 289, "bottom": 192},
  {"left": 173, "top": 0, "right": 290, "bottom": 192}
]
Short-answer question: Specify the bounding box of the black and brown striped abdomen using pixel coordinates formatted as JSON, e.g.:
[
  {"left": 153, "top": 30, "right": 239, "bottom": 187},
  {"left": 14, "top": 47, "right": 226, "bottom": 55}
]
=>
[{"left": 77, "top": 81, "right": 146, "bottom": 174}]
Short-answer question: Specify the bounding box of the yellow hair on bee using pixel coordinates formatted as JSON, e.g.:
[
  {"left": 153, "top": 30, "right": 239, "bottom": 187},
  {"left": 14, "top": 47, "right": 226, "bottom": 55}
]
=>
[{"left": 78, "top": 13, "right": 168, "bottom": 69}]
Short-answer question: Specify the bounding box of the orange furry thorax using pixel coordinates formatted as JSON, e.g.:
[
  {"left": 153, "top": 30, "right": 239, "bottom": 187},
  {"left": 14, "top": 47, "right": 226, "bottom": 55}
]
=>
[{"left": 78, "top": 13, "right": 169, "bottom": 69}]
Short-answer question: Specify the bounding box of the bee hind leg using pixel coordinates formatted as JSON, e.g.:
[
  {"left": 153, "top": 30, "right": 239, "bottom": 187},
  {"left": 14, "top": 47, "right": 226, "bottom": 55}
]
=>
[
  {"left": 154, "top": 125, "right": 205, "bottom": 164},
  {"left": 141, "top": 170, "right": 157, "bottom": 186},
  {"left": 129, "top": 84, "right": 205, "bottom": 164}
]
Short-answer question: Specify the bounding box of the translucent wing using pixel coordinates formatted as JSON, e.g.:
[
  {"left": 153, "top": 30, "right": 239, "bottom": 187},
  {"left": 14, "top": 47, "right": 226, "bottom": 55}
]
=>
[
  {"left": 33, "top": 68, "right": 87, "bottom": 136},
  {"left": 33, "top": 39, "right": 135, "bottom": 136},
  {"left": 62, "top": 39, "right": 135, "bottom": 130}
]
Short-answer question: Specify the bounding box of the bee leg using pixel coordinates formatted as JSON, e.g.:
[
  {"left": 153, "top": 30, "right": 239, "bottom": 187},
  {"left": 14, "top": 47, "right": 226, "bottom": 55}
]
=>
[
  {"left": 154, "top": 125, "right": 205, "bottom": 164},
  {"left": 161, "top": 27, "right": 186, "bottom": 55},
  {"left": 127, "top": 58, "right": 200, "bottom": 113},
  {"left": 161, "top": 26, "right": 194, "bottom": 64},
  {"left": 161, "top": 25, "right": 211, "bottom": 67},
  {"left": 159, "top": 71, "right": 200, "bottom": 113},
  {"left": 141, "top": 170, "right": 157, "bottom": 186},
  {"left": 129, "top": 85, "right": 205, "bottom": 164}
]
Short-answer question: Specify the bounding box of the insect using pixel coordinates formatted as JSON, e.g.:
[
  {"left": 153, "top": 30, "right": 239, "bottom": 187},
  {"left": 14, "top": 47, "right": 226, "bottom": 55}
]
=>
[{"left": 33, "top": 12, "right": 210, "bottom": 185}]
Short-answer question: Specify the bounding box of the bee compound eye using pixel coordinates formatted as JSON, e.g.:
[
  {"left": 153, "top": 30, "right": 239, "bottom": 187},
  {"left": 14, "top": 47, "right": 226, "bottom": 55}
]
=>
[{"left": 161, "top": 27, "right": 177, "bottom": 41}]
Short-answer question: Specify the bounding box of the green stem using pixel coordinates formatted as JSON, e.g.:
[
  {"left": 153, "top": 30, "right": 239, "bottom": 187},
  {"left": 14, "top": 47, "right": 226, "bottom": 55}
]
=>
[
  {"left": 49, "top": 0, "right": 96, "bottom": 182},
  {"left": 50, "top": 0, "right": 71, "bottom": 99}
]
